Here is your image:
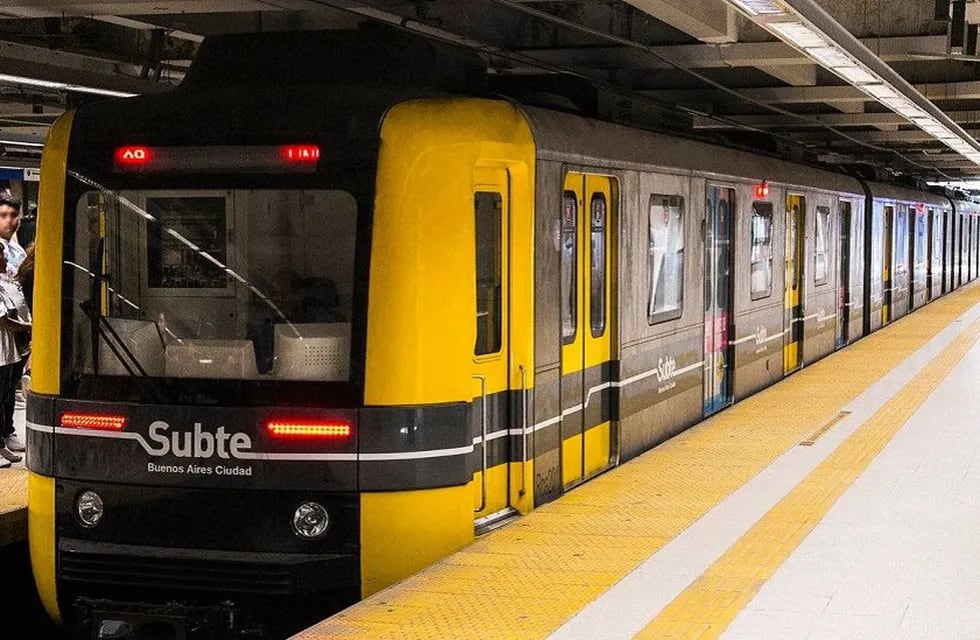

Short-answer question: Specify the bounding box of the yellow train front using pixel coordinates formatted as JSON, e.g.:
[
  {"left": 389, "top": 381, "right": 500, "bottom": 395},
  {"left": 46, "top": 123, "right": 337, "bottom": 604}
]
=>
[{"left": 26, "top": 31, "right": 537, "bottom": 638}]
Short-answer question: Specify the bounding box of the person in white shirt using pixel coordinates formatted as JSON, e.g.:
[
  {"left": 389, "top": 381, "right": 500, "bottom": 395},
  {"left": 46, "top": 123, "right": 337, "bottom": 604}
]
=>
[
  {"left": 0, "top": 247, "right": 29, "bottom": 467},
  {"left": 0, "top": 197, "right": 25, "bottom": 276}
]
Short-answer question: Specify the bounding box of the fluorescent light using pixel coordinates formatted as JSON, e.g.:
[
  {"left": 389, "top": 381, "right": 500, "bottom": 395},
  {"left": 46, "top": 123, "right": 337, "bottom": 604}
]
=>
[
  {"left": 919, "top": 123, "right": 956, "bottom": 139},
  {"left": 806, "top": 46, "right": 855, "bottom": 68},
  {"left": 768, "top": 22, "right": 826, "bottom": 48},
  {"left": 863, "top": 84, "right": 900, "bottom": 101},
  {"left": 0, "top": 73, "right": 137, "bottom": 98},
  {"left": 880, "top": 96, "right": 928, "bottom": 119},
  {"left": 729, "top": 0, "right": 784, "bottom": 15},
  {"left": 0, "top": 138, "right": 43, "bottom": 148},
  {"left": 727, "top": 0, "right": 980, "bottom": 170},
  {"left": 834, "top": 65, "right": 878, "bottom": 85}
]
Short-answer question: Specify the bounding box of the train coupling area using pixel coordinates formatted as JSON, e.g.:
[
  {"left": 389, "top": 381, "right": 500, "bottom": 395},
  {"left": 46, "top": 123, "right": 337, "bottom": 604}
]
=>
[{"left": 78, "top": 598, "right": 256, "bottom": 640}]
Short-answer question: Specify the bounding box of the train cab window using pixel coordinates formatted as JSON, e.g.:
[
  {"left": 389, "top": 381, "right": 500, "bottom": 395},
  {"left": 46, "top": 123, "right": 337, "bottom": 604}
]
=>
[
  {"left": 590, "top": 193, "right": 607, "bottom": 338},
  {"left": 648, "top": 194, "right": 684, "bottom": 324},
  {"left": 67, "top": 188, "right": 358, "bottom": 385},
  {"left": 475, "top": 191, "right": 503, "bottom": 355},
  {"left": 750, "top": 202, "right": 774, "bottom": 299},
  {"left": 814, "top": 205, "right": 831, "bottom": 285},
  {"left": 562, "top": 191, "right": 578, "bottom": 343}
]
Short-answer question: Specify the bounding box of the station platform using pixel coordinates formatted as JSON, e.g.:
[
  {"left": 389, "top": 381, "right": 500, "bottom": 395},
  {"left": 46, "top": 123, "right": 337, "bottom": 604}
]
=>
[
  {"left": 294, "top": 281, "right": 980, "bottom": 640},
  {"left": 0, "top": 403, "right": 28, "bottom": 548}
]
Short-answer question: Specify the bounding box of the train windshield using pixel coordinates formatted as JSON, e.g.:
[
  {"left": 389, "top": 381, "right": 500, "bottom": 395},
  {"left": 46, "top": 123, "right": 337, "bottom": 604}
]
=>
[{"left": 63, "top": 185, "right": 358, "bottom": 394}]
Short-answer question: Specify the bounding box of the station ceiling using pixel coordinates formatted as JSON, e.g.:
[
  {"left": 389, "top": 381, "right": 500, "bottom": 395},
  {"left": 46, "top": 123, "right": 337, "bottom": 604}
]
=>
[{"left": 2, "top": 1, "right": 980, "bottom": 187}]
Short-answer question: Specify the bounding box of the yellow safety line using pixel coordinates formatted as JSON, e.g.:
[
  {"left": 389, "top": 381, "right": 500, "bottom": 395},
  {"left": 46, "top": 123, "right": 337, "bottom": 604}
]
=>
[{"left": 633, "top": 315, "right": 980, "bottom": 640}]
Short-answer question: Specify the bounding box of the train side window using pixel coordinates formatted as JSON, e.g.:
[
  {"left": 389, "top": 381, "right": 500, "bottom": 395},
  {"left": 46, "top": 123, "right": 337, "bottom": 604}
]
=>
[
  {"left": 561, "top": 191, "right": 578, "bottom": 344},
  {"left": 648, "top": 194, "right": 684, "bottom": 324},
  {"left": 474, "top": 191, "right": 502, "bottom": 356},
  {"left": 590, "top": 193, "right": 607, "bottom": 338},
  {"left": 750, "top": 201, "right": 774, "bottom": 299},
  {"left": 814, "top": 205, "right": 831, "bottom": 286},
  {"left": 896, "top": 207, "right": 908, "bottom": 272},
  {"left": 915, "top": 211, "right": 926, "bottom": 268}
]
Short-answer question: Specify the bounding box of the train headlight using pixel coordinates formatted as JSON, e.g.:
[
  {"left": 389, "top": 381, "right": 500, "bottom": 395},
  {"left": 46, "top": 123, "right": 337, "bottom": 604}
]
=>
[
  {"left": 76, "top": 490, "right": 104, "bottom": 528},
  {"left": 292, "top": 502, "right": 329, "bottom": 540}
]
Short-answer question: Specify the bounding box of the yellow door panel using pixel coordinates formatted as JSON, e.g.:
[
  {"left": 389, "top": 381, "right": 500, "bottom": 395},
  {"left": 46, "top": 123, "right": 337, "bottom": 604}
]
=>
[
  {"left": 561, "top": 433, "right": 584, "bottom": 486},
  {"left": 584, "top": 422, "right": 611, "bottom": 476},
  {"left": 561, "top": 172, "right": 586, "bottom": 487},
  {"left": 472, "top": 165, "right": 512, "bottom": 519},
  {"left": 784, "top": 194, "right": 804, "bottom": 374},
  {"left": 561, "top": 172, "right": 616, "bottom": 489}
]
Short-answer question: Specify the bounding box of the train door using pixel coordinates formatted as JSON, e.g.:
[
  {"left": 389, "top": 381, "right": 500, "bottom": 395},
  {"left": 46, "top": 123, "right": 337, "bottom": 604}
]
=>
[
  {"left": 972, "top": 217, "right": 977, "bottom": 281},
  {"left": 704, "top": 185, "right": 734, "bottom": 414},
  {"left": 472, "top": 166, "right": 517, "bottom": 528},
  {"left": 926, "top": 210, "right": 934, "bottom": 302},
  {"left": 783, "top": 194, "right": 805, "bottom": 374},
  {"left": 882, "top": 205, "right": 894, "bottom": 325},
  {"left": 837, "top": 200, "right": 851, "bottom": 347},
  {"left": 943, "top": 210, "right": 951, "bottom": 293},
  {"left": 559, "top": 172, "right": 616, "bottom": 488}
]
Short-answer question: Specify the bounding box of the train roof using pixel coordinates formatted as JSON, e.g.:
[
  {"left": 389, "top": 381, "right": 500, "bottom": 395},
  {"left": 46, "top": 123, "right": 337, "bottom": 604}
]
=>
[
  {"left": 520, "top": 104, "right": 865, "bottom": 197},
  {"left": 862, "top": 181, "right": 950, "bottom": 207}
]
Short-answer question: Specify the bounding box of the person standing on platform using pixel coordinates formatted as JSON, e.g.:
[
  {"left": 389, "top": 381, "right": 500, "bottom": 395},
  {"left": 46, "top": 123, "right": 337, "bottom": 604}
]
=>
[
  {"left": 0, "top": 199, "right": 27, "bottom": 461},
  {"left": 0, "top": 197, "right": 26, "bottom": 275},
  {"left": 0, "top": 248, "right": 30, "bottom": 466},
  {"left": 14, "top": 244, "right": 34, "bottom": 410}
]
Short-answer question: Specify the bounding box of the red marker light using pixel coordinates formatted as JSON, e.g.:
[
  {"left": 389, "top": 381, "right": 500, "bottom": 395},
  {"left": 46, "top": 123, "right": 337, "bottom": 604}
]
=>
[
  {"left": 114, "top": 146, "right": 151, "bottom": 165},
  {"left": 281, "top": 145, "right": 321, "bottom": 163},
  {"left": 754, "top": 181, "right": 770, "bottom": 199},
  {"left": 266, "top": 419, "right": 351, "bottom": 440},
  {"left": 61, "top": 412, "right": 127, "bottom": 431}
]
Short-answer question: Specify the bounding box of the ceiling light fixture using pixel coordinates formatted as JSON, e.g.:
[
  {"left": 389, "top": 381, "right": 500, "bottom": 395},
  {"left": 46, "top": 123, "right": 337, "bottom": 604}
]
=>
[
  {"left": 728, "top": 0, "right": 785, "bottom": 15},
  {"left": 0, "top": 73, "right": 137, "bottom": 98},
  {"left": 725, "top": 0, "right": 980, "bottom": 171},
  {"left": 0, "top": 138, "right": 44, "bottom": 149}
]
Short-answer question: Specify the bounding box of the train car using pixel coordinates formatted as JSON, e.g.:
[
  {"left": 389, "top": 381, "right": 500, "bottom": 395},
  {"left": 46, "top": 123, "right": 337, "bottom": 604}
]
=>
[
  {"left": 861, "top": 184, "right": 950, "bottom": 333},
  {"left": 25, "top": 29, "right": 976, "bottom": 638}
]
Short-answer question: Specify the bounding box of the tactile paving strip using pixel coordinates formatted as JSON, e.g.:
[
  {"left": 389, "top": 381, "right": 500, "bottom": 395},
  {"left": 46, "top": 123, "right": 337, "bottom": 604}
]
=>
[
  {"left": 635, "top": 313, "right": 980, "bottom": 639},
  {"left": 0, "top": 467, "right": 28, "bottom": 547}
]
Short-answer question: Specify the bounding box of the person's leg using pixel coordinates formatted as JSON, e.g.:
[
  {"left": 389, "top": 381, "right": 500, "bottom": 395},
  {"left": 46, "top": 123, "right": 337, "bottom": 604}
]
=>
[
  {"left": 6, "top": 357, "right": 25, "bottom": 450},
  {"left": 0, "top": 361, "right": 13, "bottom": 441},
  {"left": 0, "top": 361, "right": 20, "bottom": 462}
]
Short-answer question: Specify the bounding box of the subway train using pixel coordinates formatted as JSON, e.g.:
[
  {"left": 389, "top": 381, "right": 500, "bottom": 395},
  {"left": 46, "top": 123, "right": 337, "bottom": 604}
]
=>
[{"left": 25, "top": 29, "right": 980, "bottom": 638}]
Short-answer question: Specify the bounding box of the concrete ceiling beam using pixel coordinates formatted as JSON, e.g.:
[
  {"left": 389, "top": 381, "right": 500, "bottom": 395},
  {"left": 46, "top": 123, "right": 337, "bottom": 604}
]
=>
[
  {"left": 0, "top": 39, "right": 174, "bottom": 94},
  {"left": 624, "top": 0, "right": 735, "bottom": 43},
  {"left": 756, "top": 63, "right": 817, "bottom": 87}
]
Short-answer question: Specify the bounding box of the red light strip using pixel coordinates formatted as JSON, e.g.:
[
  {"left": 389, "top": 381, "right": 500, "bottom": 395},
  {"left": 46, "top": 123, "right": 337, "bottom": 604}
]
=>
[
  {"left": 280, "top": 145, "right": 321, "bottom": 163},
  {"left": 114, "top": 146, "right": 151, "bottom": 165},
  {"left": 266, "top": 420, "right": 351, "bottom": 439},
  {"left": 61, "top": 412, "right": 128, "bottom": 431}
]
